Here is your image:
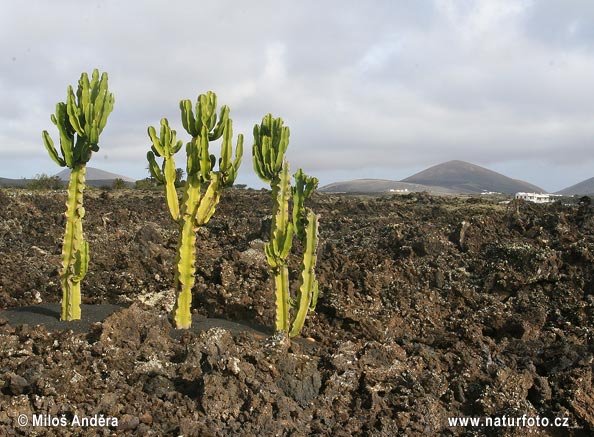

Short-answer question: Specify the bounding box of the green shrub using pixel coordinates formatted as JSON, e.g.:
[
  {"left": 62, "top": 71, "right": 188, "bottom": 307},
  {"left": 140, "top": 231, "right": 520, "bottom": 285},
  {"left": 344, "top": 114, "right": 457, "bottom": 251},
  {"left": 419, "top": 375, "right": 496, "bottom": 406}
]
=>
[
  {"left": 112, "top": 178, "right": 127, "bottom": 190},
  {"left": 27, "top": 174, "right": 64, "bottom": 190}
]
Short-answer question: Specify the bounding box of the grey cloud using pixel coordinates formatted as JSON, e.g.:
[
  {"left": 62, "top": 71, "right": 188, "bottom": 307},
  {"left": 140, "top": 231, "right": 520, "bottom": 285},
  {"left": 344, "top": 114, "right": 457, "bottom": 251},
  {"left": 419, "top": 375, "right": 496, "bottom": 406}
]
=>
[
  {"left": 523, "top": 0, "right": 594, "bottom": 49},
  {"left": 0, "top": 0, "right": 593, "bottom": 191}
]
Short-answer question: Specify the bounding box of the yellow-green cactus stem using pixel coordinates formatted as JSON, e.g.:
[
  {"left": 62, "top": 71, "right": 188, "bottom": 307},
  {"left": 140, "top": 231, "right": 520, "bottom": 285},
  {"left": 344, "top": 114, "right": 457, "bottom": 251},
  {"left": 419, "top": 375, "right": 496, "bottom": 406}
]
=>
[
  {"left": 289, "top": 209, "right": 319, "bottom": 337},
  {"left": 147, "top": 118, "right": 183, "bottom": 221},
  {"left": 264, "top": 159, "right": 293, "bottom": 332},
  {"left": 60, "top": 165, "right": 89, "bottom": 320}
]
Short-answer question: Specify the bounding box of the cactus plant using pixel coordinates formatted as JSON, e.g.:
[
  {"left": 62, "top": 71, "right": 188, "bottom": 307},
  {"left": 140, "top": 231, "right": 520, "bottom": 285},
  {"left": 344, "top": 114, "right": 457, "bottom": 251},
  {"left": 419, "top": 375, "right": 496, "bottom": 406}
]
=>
[
  {"left": 42, "top": 69, "right": 114, "bottom": 321},
  {"left": 253, "top": 114, "right": 319, "bottom": 337},
  {"left": 147, "top": 91, "right": 243, "bottom": 329}
]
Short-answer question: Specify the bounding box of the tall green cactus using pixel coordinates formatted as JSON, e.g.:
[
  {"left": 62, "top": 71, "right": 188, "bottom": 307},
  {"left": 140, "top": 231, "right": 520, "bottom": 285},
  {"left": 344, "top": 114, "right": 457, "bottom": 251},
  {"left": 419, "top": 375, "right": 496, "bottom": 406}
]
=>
[
  {"left": 148, "top": 91, "right": 243, "bottom": 329},
  {"left": 42, "top": 69, "right": 114, "bottom": 321},
  {"left": 253, "top": 114, "right": 319, "bottom": 337}
]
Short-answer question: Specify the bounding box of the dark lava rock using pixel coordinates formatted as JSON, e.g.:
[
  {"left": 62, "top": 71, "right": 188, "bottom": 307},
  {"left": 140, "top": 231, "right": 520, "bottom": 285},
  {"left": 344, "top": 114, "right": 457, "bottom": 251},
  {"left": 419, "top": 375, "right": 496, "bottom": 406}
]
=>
[
  {"left": 276, "top": 353, "right": 322, "bottom": 407},
  {"left": 4, "top": 374, "right": 30, "bottom": 395},
  {"left": 0, "top": 190, "right": 593, "bottom": 435}
]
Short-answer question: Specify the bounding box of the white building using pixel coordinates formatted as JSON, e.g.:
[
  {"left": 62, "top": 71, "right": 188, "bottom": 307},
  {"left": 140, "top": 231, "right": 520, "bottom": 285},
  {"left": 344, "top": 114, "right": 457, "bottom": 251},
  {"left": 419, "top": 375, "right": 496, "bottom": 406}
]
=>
[{"left": 515, "top": 192, "right": 550, "bottom": 203}]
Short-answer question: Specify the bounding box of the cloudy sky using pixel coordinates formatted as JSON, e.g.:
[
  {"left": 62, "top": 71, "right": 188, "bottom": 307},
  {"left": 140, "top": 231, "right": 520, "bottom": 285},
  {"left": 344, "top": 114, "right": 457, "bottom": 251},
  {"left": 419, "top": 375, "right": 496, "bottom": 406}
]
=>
[{"left": 1, "top": 0, "right": 593, "bottom": 191}]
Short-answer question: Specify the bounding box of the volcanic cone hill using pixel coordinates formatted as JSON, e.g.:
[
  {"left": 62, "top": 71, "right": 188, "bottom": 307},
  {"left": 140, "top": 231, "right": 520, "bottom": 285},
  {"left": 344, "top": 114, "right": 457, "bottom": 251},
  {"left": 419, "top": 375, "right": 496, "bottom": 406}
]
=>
[
  {"left": 402, "top": 160, "right": 545, "bottom": 194},
  {"left": 55, "top": 167, "right": 135, "bottom": 187},
  {"left": 557, "top": 176, "right": 594, "bottom": 196},
  {"left": 320, "top": 160, "right": 546, "bottom": 194}
]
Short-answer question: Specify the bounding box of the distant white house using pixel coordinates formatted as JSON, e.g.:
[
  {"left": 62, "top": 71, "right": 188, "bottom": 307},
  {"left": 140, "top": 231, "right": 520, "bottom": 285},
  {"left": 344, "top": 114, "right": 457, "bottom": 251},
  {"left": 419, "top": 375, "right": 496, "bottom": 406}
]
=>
[{"left": 515, "top": 192, "right": 550, "bottom": 203}]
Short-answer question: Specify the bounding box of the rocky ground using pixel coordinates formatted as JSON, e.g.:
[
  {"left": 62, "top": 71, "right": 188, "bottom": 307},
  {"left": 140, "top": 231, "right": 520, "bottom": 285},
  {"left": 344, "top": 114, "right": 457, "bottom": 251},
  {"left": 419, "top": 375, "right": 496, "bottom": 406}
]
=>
[{"left": 0, "top": 187, "right": 592, "bottom": 436}]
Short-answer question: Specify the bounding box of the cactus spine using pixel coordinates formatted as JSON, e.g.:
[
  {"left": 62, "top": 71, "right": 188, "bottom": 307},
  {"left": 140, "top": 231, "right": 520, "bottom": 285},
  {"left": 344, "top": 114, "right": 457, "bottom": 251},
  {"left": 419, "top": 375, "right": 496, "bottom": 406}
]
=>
[
  {"left": 148, "top": 91, "right": 243, "bottom": 329},
  {"left": 253, "top": 114, "right": 319, "bottom": 337},
  {"left": 42, "top": 69, "right": 114, "bottom": 321}
]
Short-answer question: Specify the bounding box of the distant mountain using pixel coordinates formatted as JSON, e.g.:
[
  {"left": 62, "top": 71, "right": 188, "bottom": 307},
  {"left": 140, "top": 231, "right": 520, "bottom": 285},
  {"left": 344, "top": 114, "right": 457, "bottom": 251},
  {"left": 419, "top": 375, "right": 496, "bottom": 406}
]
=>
[
  {"left": 319, "top": 179, "right": 458, "bottom": 194},
  {"left": 319, "top": 160, "right": 546, "bottom": 195},
  {"left": 55, "top": 167, "right": 135, "bottom": 183},
  {"left": 1, "top": 168, "right": 135, "bottom": 188},
  {"left": 556, "top": 176, "right": 594, "bottom": 196},
  {"left": 0, "top": 177, "right": 28, "bottom": 187},
  {"left": 402, "top": 160, "right": 544, "bottom": 195}
]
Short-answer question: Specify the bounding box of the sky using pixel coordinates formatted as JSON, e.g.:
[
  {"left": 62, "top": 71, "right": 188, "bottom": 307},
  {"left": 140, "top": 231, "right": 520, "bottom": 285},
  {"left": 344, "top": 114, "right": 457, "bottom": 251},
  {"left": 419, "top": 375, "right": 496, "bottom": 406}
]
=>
[{"left": 1, "top": 0, "right": 594, "bottom": 192}]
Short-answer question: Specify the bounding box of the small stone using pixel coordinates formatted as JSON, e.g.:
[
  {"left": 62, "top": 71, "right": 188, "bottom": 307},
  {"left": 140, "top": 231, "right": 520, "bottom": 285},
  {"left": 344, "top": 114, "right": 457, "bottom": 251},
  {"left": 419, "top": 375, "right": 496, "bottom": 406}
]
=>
[
  {"left": 98, "top": 392, "right": 118, "bottom": 411},
  {"left": 118, "top": 414, "right": 139, "bottom": 431},
  {"left": 8, "top": 374, "right": 30, "bottom": 395},
  {"left": 143, "top": 375, "right": 174, "bottom": 399},
  {"left": 454, "top": 383, "right": 466, "bottom": 403},
  {"left": 139, "top": 412, "right": 153, "bottom": 425},
  {"left": 528, "top": 375, "right": 552, "bottom": 404}
]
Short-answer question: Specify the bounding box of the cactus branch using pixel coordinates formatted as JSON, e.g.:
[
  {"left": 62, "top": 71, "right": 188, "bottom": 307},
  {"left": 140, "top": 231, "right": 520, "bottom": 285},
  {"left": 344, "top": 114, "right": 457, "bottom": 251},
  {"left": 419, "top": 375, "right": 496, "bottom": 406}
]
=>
[
  {"left": 289, "top": 210, "right": 319, "bottom": 337},
  {"left": 147, "top": 119, "right": 182, "bottom": 220}
]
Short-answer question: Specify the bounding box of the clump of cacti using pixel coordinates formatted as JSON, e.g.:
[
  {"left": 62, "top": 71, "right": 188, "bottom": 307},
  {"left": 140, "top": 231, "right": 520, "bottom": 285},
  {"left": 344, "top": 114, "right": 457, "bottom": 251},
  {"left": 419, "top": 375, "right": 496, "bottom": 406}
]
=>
[
  {"left": 147, "top": 91, "right": 243, "bottom": 329},
  {"left": 42, "top": 69, "right": 114, "bottom": 321},
  {"left": 253, "top": 114, "right": 319, "bottom": 337}
]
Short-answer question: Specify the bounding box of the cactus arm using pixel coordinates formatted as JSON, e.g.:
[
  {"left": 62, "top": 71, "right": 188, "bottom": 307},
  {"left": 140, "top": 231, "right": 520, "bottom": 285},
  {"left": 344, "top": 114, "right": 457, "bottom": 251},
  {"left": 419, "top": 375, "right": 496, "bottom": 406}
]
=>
[
  {"left": 199, "top": 127, "right": 212, "bottom": 180},
  {"left": 99, "top": 93, "right": 114, "bottom": 134},
  {"left": 73, "top": 240, "right": 89, "bottom": 281},
  {"left": 230, "top": 134, "right": 244, "bottom": 183},
  {"left": 292, "top": 169, "right": 319, "bottom": 241},
  {"left": 180, "top": 100, "right": 195, "bottom": 136},
  {"left": 147, "top": 151, "right": 164, "bottom": 183},
  {"left": 289, "top": 210, "right": 319, "bottom": 337},
  {"left": 66, "top": 86, "right": 84, "bottom": 136},
  {"left": 195, "top": 173, "right": 222, "bottom": 226},
  {"left": 220, "top": 119, "right": 232, "bottom": 172},
  {"left": 272, "top": 160, "right": 293, "bottom": 256},
  {"left": 89, "top": 69, "right": 100, "bottom": 96},
  {"left": 148, "top": 119, "right": 181, "bottom": 220},
  {"left": 42, "top": 131, "right": 66, "bottom": 167},
  {"left": 148, "top": 126, "right": 165, "bottom": 155},
  {"left": 97, "top": 85, "right": 114, "bottom": 134},
  {"left": 209, "top": 105, "right": 229, "bottom": 141},
  {"left": 78, "top": 72, "right": 90, "bottom": 111},
  {"left": 276, "top": 123, "right": 290, "bottom": 170},
  {"left": 163, "top": 155, "right": 180, "bottom": 221},
  {"left": 92, "top": 89, "right": 107, "bottom": 128},
  {"left": 186, "top": 139, "right": 200, "bottom": 177},
  {"left": 60, "top": 165, "right": 87, "bottom": 321},
  {"left": 54, "top": 103, "right": 75, "bottom": 167},
  {"left": 252, "top": 114, "right": 290, "bottom": 183},
  {"left": 200, "top": 92, "right": 216, "bottom": 130},
  {"left": 252, "top": 125, "right": 269, "bottom": 183}
]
